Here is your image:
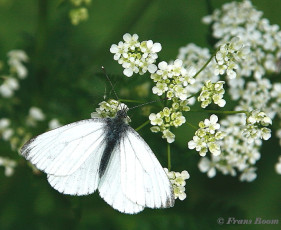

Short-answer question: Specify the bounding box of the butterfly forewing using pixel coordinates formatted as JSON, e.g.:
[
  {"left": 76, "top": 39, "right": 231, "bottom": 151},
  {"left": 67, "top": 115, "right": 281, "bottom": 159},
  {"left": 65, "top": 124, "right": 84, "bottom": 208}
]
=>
[
  {"left": 20, "top": 119, "right": 106, "bottom": 176},
  {"left": 47, "top": 139, "right": 106, "bottom": 195}
]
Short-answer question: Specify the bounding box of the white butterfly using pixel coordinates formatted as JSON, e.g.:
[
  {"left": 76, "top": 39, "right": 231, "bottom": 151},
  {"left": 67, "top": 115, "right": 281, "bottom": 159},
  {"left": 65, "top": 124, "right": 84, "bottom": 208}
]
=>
[{"left": 20, "top": 106, "right": 175, "bottom": 214}]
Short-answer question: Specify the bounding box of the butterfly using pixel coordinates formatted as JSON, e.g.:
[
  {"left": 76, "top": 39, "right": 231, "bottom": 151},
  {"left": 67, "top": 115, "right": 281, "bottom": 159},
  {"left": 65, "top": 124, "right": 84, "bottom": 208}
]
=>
[{"left": 20, "top": 104, "right": 175, "bottom": 214}]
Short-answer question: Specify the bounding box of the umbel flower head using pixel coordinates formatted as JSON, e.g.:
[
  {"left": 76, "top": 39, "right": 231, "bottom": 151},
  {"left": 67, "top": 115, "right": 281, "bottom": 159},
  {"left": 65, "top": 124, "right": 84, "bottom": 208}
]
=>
[
  {"left": 0, "top": 157, "right": 17, "bottom": 177},
  {"left": 164, "top": 168, "right": 190, "bottom": 200},
  {"left": 242, "top": 109, "right": 272, "bottom": 142},
  {"left": 110, "top": 33, "right": 161, "bottom": 77},
  {"left": 151, "top": 59, "right": 196, "bottom": 100},
  {"left": 214, "top": 37, "right": 250, "bottom": 79},
  {"left": 203, "top": 0, "right": 281, "bottom": 79},
  {"left": 149, "top": 100, "right": 190, "bottom": 143},
  {"left": 188, "top": 114, "right": 225, "bottom": 156},
  {"left": 198, "top": 80, "right": 226, "bottom": 108},
  {"left": 92, "top": 99, "right": 130, "bottom": 122}
]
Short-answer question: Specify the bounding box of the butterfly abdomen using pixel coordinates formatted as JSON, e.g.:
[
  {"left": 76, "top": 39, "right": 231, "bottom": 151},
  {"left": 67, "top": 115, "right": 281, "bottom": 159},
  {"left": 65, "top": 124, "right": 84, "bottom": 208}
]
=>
[{"left": 98, "top": 116, "right": 128, "bottom": 178}]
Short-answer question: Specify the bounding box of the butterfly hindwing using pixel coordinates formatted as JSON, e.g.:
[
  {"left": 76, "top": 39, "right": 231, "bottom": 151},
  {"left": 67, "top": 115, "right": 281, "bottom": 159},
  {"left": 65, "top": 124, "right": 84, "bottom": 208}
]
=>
[
  {"left": 119, "top": 127, "right": 175, "bottom": 209},
  {"left": 98, "top": 141, "right": 145, "bottom": 214}
]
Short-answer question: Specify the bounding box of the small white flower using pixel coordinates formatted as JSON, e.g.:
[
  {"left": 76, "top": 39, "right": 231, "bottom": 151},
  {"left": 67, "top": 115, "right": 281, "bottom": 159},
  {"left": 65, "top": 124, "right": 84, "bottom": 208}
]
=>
[
  {"left": 240, "top": 167, "right": 257, "bottom": 182},
  {"left": 149, "top": 113, "right": 163, "bottom": 126},
  {"left": 275, "top": 156, "right": 281, "bottom": 174},
  {"left": 0, "top": 157, "right": 17, "bottom": 177},
  {"left": 0, "top": 118, "right": 10, "bottom": 129},
  {"left": 204, "top": 114, "right": 220, "bottom": 134},
  {"left": 48, "top": 119, "right": 62, "bottom": 129},
  {"left": 2, "top": 129, "right": 14, "bottom": 140},
  {"left": 0, "top": 83, "right": 13, "bottom": 98},
  {"left": 123, "top": 68, "right": 133, "bottom": 77},
  {"left": 198, "top": 157, "right": 216, "bottom": 178},
  {"left": 162, "top": 129, "right": 175, "bottom": 143},
  {"left": 29, "top": 107, "right": 45, "bottom": 121}
]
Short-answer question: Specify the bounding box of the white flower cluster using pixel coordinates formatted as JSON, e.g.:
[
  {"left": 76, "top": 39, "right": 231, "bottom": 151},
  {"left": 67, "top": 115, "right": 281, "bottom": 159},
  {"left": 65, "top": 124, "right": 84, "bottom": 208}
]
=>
[
  {"left": 203, "top": 0, "right": 281, "bottom": 81},
  {"left": 188, "top": 115, "right": 225, "bottom": 156},
  {"left": 177, "top": 44, "right": 219, "bottom": 103},
  {"left": 0, "top": 157, "right": 17, "bottom": 177},
  {"left": 8, "top": 50, "right": 29, "bottom": 79},
  {"left": 92, "top": 99, "right": 130, "bottom": 121},
  {"left": 215, "top": 37, "right": 250, "bottom": 79},
  {"left": 1, "top": 107, "right": 47, "bottom": 152},
  {"left": 148, "top": 59, "right": 196, "bottom": 143},
  {"left": 164, "top": 168, "right": 190, "bottom": 201},
  {"left": 242, "top": 110, "right": 272, "bottom": 143},
  {"left": 69, "top": 0, "right": 91, "bottom": 25},
  {"left": 198, "top": 115, "right": 261, "bottom": 182},
  {"left": 151, "top": 59, "right": 195, "bottom": 100},
  {"left": 26, "top": 107, "right": 46, "bottom": 127},
  {"left": 233, "top": 79, "right": 272, "bottom": 111},
  {"left": 275, "top": 156, "right": 281, "bottom": 175},
  {"left": 149, "top": 101, "right": 190, "bottom": 143},
  {"left": 110, "top": 33, "right": 161, "bottom": 77},
  {"left": 0, "top": 50, "right": 28, "bottom": 98},
  {"left": 198, "top": 80, "right": 226, "bottom": 108},
  {"left": 0, "top": 118, "right": 13, "bottom": 141},
  {"left": 193, "top": 0, "right": 280, "bottom": 181}
]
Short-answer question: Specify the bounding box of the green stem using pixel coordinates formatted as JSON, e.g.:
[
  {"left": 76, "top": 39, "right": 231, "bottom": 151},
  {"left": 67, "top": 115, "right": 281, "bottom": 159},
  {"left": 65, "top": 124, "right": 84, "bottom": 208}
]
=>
[
  {"left": 189, "top": 110, "right": 248, "bottom": 115},
  {"left": 119, "top": 99, "right": 144, "bottom": 104},
  {"left": 37, "top": 0, "right": 48, "bottom": 54},
  {"left": 186, "top": 121, "right": 198, "bottom": 130},
  {"left": 135, "top": 120, "right": 150, "bottom": 131},
  {"left": 193, "top": 53, "right": 215, "bottom": 79},
  {"left": 186, "top": 91, "right": 200, "bottom": 100},
  {"left": 167, "top": 143, "right": 171, "bottom": 171}
]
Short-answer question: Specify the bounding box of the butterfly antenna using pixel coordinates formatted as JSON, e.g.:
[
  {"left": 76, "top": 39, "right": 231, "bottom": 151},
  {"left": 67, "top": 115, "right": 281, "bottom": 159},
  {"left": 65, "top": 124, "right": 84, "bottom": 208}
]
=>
[
  {"left": 129, "top": 98, "right": 167, "bottom": 111},
  {"left": 101, "top": 66, "right": 119, "bottom": 100},
  {"left": 103, "top": 85, "right": 107, "bottom": 100}
]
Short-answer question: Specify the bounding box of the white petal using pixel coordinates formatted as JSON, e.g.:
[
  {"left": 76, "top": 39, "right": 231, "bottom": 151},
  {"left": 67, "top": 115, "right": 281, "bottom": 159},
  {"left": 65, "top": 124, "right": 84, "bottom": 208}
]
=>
[
  {"left": 210, "top": 114, "right": 218, "bottom": 123},
  {"left": 152, "top": 43, "right": 162, "bottom": 52},
  {"left": 110, "top": 44, "right": 119, "bottom": 53},
  {"left": 207, "top": 168, "right": 216, "bottom": 178},
  {"left": 123, "top": 33, "right": 131, "bottom": 42},
  {"left": 148, "top": 64, "right": 157, "bottom": 73},
  {"left": 198, "top": 158, "right": 210, "bottom": 172},
  {"left": 158, "top": 61, "right": 168, "bottom": 70},
  {"left": 123, "top": 68, "right": 133, "bottom": 77},
  {"left": 174, "top": 59, "right": 183, "bottom": 67}
]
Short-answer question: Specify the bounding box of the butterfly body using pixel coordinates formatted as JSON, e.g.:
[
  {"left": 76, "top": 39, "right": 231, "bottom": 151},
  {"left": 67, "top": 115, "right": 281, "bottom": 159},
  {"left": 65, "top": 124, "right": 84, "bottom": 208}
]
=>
[
  {"left": 99, "top": 110, "right": 129, "bottom": 178},
  {"left": 20, "top": 108, "right": 175, "bottom": 214}
]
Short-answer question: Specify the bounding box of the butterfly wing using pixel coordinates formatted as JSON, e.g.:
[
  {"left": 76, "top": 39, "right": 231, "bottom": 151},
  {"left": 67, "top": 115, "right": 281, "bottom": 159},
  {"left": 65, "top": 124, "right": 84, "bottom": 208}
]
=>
[
  {"left": 98, "top": 143, "right": 145, "bottom": 214},
  {"left": 98, "top": 126, "right": 174, "bottom": 213},
  {"left": 119, "top": 127, "right": 175, "bottom": 209},
  {"left": 20, "top": 119, "right": 107, "bottom": 176}
]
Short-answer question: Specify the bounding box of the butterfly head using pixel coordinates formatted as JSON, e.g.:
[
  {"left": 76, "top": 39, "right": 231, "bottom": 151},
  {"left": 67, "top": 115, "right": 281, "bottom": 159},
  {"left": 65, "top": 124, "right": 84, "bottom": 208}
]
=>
[{"left": 116, "top": 107, "right": 128, "bottom": 119}]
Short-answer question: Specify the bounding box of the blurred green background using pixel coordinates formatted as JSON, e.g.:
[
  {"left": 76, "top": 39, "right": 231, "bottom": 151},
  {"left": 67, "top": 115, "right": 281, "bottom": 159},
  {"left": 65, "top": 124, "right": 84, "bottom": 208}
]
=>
[{"left": 0, "top": 0, "right": 280, "bottom": 229}]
